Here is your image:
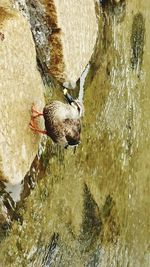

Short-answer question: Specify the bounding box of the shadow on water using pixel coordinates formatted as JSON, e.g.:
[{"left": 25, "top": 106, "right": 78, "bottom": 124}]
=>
[{"left": 130, "top": 12, "right": 145, "bottom": 75}]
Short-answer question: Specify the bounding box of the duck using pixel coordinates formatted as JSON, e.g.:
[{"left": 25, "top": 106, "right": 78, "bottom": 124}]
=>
[{"left": 29, "top": 89, "right": 83, "bottom": 148}]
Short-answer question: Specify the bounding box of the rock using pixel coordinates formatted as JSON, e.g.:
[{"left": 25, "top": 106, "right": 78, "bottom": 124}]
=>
[
  {"left": 0, "top": 4, "right": 45, "bottom": 184},
  {"left": 25, "top": 0, "right": 98, "bottom": 86}
]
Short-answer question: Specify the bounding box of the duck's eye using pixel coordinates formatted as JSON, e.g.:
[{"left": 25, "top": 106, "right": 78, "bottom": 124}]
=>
[
  {"left": 73, "top": 102, "right": 81, "bottom": 111},
  {"left": 77, "top": 105, "right": 81, "bottom": 112},
  {"left": 77, "top": 104, "right": 83, "bottom": 116}
]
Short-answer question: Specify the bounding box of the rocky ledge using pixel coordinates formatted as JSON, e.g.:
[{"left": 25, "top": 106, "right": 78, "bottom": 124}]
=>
[{"left": 0, "top": 2, "right": 44, "bottom": 184}]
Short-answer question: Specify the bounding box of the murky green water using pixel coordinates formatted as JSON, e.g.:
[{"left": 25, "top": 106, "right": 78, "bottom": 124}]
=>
[{"left": 0, "top": 1, "right": 149, "bottom": 266}]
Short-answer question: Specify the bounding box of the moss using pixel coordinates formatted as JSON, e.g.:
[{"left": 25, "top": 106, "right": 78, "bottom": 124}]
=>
[
  {"left": 0, "top": 6, "right": 14, "bottom": 25},
  {"left": 48, "top": 30, "right": 66, "bottom": 82},
  {"left": 43, "top": 0, "right": 66, "bottom": 82},
  {"left": 44, "top": 0, "right": 58, "bottom": 28}
]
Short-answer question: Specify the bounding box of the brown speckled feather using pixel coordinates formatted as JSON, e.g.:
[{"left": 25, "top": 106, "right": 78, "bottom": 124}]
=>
[{"left": 43, "top": 101, "right": 82, "bottom": 147}]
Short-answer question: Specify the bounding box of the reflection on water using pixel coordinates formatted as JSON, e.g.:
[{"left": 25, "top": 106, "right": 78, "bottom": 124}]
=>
[{"left": 0, "top": 1, "right": 149, "bottom": 266}]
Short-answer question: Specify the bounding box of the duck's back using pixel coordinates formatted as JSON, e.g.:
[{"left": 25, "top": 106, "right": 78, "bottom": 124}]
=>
[
  {"left": 43, "top": 101, "right": 64, "bottom": 142},
  {"left": 44, "top": 101, "right": 74, "bottom": 121},
  {"left": 43, "top": 101, "right": 81, "bottom": 146}
]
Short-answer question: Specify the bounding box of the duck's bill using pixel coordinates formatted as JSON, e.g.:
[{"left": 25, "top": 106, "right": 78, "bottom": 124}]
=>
[
  {"left": 64, "top": 141, "right": 81, "bottom": 149},
  {"left": 63, "top": 90, "right": 74, "bottom": 105}
]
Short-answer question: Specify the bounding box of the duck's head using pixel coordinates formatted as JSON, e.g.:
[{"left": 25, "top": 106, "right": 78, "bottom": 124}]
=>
[
  {"left": 70, "top": 99, "right": 83, "bottom": 118},
  {"left": 63, "top": 88, "right": 84, "bottom": 117}
]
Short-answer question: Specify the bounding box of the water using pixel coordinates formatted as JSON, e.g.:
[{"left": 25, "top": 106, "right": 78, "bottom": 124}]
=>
[{"left": 0, "top": 1, "right": 149, "bottom": 266}]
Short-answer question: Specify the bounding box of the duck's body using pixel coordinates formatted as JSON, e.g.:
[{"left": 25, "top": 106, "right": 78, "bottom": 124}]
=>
[
  {"left": 43, "top": 100, "right": 81, "bottom": 147},
  {"left": 29, "top": 89, "right": 83, "bottom": 148}
]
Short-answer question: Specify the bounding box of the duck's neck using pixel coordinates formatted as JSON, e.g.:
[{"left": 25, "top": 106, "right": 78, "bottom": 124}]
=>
[{"left": 69, "top": 105, "right": 80, "bottom": 119}]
